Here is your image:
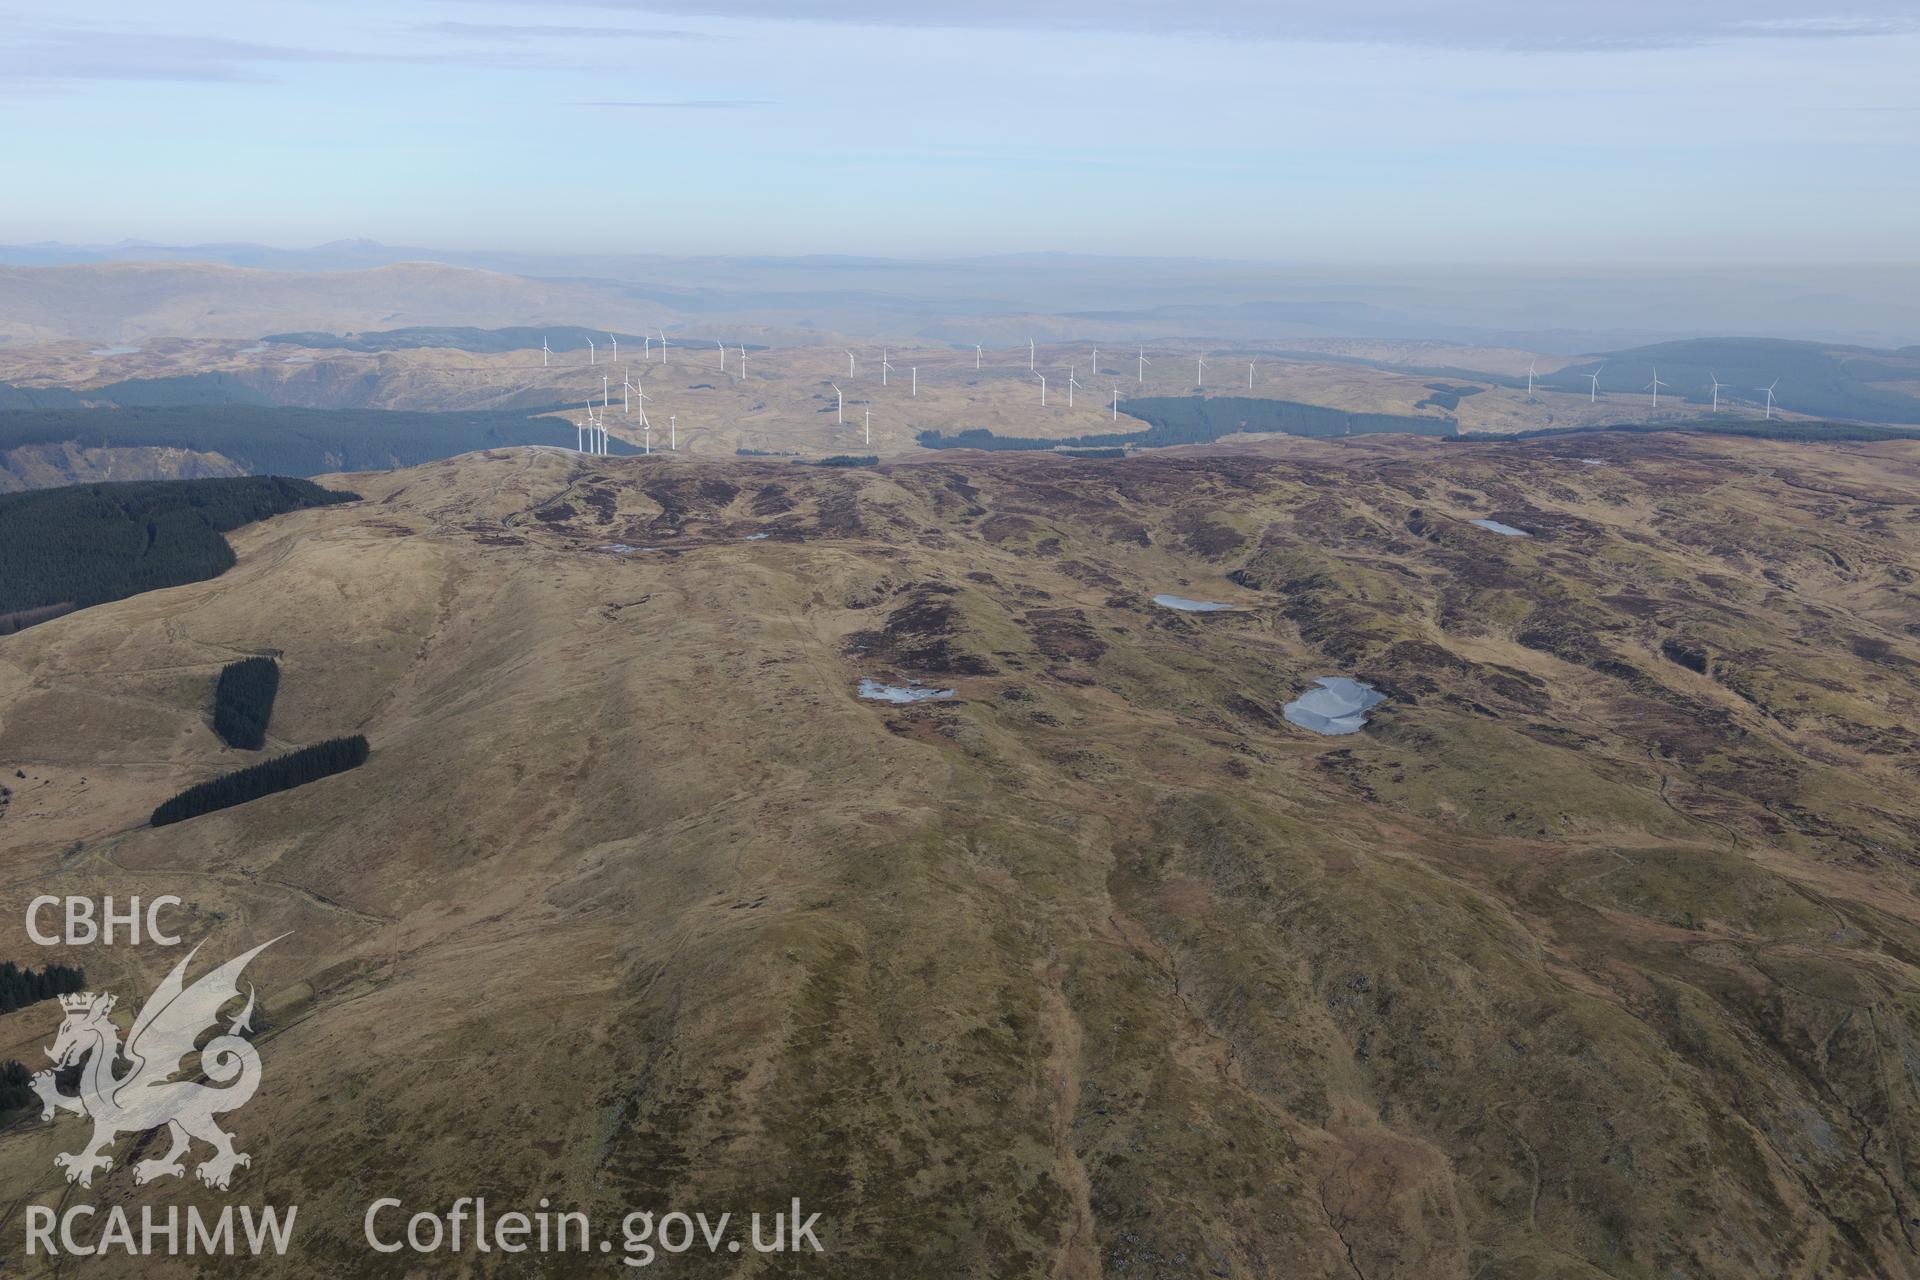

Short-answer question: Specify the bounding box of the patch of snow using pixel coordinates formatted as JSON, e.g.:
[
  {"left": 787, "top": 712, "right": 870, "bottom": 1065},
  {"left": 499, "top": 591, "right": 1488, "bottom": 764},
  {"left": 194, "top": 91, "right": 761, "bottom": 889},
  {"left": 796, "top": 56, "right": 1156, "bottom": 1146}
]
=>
[{"left": 1284, "top": 677, "right": 1386, "bottom": 736}]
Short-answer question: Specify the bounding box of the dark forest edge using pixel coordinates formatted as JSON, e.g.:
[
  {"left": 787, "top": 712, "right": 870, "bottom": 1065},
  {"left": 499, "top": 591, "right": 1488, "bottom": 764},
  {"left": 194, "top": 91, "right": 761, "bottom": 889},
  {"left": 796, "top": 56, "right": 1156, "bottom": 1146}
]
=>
[
  {"left": 0, "top": 475, "right": 356, "bottom": 628},
  {"left": 151, "top": 735, "right": 370, "bottom": 827}
]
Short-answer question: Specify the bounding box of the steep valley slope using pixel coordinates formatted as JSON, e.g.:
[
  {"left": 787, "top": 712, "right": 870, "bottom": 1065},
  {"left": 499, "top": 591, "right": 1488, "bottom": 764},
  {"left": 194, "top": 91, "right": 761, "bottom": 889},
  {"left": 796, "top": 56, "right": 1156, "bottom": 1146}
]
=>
[{"left": 0, "top": 434, "right": 1916, "bottom": 1277}]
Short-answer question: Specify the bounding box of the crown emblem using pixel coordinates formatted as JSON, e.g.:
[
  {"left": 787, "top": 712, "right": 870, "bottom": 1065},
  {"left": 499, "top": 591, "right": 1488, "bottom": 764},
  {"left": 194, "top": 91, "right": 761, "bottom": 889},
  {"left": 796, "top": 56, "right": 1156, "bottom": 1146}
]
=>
[{"left": 59, "top": 992, "right": 111, "bottom": 1014}]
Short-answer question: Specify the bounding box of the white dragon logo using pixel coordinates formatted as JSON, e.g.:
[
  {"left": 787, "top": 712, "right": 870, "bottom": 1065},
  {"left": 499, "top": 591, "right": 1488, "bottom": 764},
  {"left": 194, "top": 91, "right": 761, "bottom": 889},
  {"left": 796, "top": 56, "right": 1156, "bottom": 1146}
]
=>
[{"left": 31, "top": 937, "right": 281, "bottom": 1191}]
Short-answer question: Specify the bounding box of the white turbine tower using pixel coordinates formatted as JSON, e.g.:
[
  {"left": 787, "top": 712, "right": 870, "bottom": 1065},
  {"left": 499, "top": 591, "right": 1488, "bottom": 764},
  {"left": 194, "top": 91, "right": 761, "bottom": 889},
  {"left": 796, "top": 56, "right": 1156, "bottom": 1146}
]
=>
[
  {"left": 577, "top": 415, "right": 585, "bottom": 452},
  {"left": 1248, "top": 360, "right": 1256, "bottom": 390},
  {"left": 1758, "top": 379, "right": 1780, "bottom": 419},
  {"left": 623, "top": 372, "right": 633, "bottom": 415},
  {"left": 657, "top": 329, "right": 669, "bottom": 364},
  {"left": 1111, "top": 386, "right": 1119, "bottom": 421},
  {"left": 1038, "top": 373, "right": 1048, "bottom": 406},
  {"left": 1137, "top": 346, "right": 1149, "bottom": 383},
  {"left": 1585, "top": 364, "right": 1604, "bottom": 403},
  {"left": 643, "top": 334, "right": 652, "bottom": 362},
  {"left": 1091, "top": 348, "right": 1099, "bottom": 375},
  {"left": 880, "top": 348, "right": 894, "bottom": 386},
  {"left": 603, "top": 375, "right": 610, "bottom": 412},
  {"left": 1646, "top": 365, "right": 1669, "bottom": 410},
  {"left": 587, "top": 337, "right": 596, "bottom": 366},
  {"left": 634, "top": 384, "right": 650, "bottom": 434},
  {"left": 1029, "top": 338, "right": 1036, "bottom": 372},
  {"left": 670, "top": 415, "right": 677, "bottom": 451},
  {"left": 609, "top": 334, "right": 618, "bottom": 363},
  {"left": 739, "top": 346, "right": 748, "bottom": 379},
  {"left": 543, "top": 336, "right": 550, "bottom": 368},
  {"left": 911, "top": 367, "right": 918, "bottom": 397},
  {"left": 1526, "top": 360, "right": 1537, "bottom": 395},
  {"left": 1067, "top": 364, "right": 1083, "bottom": 408},
  {"left": 845, "top": 349, "right": 857, "bottom": 376},
  {"left": 975, "top": 344, "right": 982, "bottom": 370},
  {"left": 716, "top": 339, "right": 727, "bottom": 369},
  {"left": 864, "top": 407, "right": 872, "bottom": 447},
  {"left": 1709, "top": 372, "right": 1722, "bottom": 413},
  {"left": 1195, "top": 355, "right": 1207, "bottom": 388},
  {"left": 831, "top": 383, "right": 843, "bottom": 424}
]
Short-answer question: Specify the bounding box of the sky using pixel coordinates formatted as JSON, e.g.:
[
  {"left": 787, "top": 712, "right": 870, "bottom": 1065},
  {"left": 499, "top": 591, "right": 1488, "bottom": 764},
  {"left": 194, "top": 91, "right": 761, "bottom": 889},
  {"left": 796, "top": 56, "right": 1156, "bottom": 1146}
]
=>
[{"left": 3, "top": 0, "right": 1918, "bottom": 262}]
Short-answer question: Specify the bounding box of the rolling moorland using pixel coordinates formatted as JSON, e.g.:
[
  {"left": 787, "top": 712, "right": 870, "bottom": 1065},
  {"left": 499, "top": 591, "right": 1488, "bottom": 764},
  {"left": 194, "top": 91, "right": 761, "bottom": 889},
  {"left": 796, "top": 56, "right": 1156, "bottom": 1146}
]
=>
[{"left": 0, "top": 433, "right": 1915, "bottom": 1276}]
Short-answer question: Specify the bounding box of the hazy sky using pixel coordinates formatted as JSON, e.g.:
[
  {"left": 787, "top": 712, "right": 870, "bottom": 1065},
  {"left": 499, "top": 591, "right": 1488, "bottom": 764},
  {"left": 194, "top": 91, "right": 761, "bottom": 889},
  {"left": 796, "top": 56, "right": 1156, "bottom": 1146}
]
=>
[{"left": 4, "top": 1, "right": 1918, "bottom": 261}]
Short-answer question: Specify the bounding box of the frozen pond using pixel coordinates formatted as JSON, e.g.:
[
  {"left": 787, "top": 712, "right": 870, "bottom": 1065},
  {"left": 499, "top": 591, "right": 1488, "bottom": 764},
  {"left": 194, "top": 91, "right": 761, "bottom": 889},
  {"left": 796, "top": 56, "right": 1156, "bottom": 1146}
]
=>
[
  {"left": 741, "top": 533, "right": 770, "bottom": 541},
  {"left": 858, "top": 679, "right": 955, "bottom": 704},
  {"left": 1154, "top": 593, "right": 1237, "bottom": 613},
  {"left": 89, "top": 344, "right": 141, "bottom": 356},
  {"left": 1284, "top": 677, "right": 1386, "bottom": 736},
  {"left": 1469, "top": 518, "right": 1531, "bottom": 537}
]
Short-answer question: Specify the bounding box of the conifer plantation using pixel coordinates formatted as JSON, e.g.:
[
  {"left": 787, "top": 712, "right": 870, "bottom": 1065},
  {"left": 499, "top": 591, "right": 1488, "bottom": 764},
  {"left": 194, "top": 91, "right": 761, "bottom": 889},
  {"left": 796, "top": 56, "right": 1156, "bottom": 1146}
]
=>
[
  {"left": 151, "top": 735, "right": 370, "bottom": 827},
  {"left": 0, "top": 960, "right": 86, "bottom": 1014},
  {"left": 213, "top": 656, "right": 281, "bottom": 750},
  {"left": 0, "top": 476, "right": 356, "bottom": 625}
]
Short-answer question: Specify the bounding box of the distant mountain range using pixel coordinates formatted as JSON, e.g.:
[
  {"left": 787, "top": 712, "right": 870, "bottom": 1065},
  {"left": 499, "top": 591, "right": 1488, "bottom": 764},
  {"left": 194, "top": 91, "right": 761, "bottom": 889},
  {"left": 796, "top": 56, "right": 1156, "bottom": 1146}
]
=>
[{"left": 2, "top": 243, "right": 1915, "bottom": 350}]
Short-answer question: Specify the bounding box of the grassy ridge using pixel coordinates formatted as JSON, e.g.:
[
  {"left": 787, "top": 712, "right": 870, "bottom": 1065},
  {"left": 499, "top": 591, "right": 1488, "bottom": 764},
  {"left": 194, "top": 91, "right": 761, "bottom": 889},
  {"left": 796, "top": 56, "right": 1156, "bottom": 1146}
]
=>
[
  {"left": 0, "top": 405, "right": 637, "bottom": 476},
  {"left": 1459, "top": 418, "right": 1920, "bottom": 444},
  {"left": 151, "top": 735, "right": 369, "bottom": 827},
  {"left": 0, "top": 475, "right": 356, "bottom": 618}
]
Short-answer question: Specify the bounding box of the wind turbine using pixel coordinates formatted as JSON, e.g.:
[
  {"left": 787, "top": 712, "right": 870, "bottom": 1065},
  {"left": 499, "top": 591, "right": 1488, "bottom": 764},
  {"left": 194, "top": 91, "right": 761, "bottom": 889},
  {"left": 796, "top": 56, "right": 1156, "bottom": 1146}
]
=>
[
  {"left": 831, "top": 383, "right": 844, "bottom": 424},
  {"left": 1067, "top": 364, "right": 1083, "bottom": 408},
  {"left": 1646, "top": 365, "right": 1668, "bottom": 410},
  {"left": 657, "top": 329, "right": 669, "bottom": 364},
  {"left": 1526, "top": 360, "right": 1537, "bottom": 395},
  {"left": 1111, "top": 386, "right": 1119, "bottom": 421},
  {"left": 911, "top": 367, "right": 918, "bottom": 397},
  {"left": 1137, "top": 346, "right": 1149, "bottom": 383},
  {"left": 603, "top": 375, "right": 610, "bottom": 411},
  {"left": 880, "top": 348, "right": 894, "bottom": 386},
  {"left": 1091, "top": 348, "right": 1099, "bottom": 375},
  {"left": 670, "top": 415, "right": 677, "bottom": 451},
  {"left": 975, "top": 345, "right": 982, "bottom": 370},
  {"left": 634, "top": 384, "right": 650, "bottom": 432},
  {"left": 845, "top": 349, "right": 857, "bottom": 376},
  {"left": 623, "top": 373, "right": 632, "bottom": 415},
  {"left": 1585, "top": 364, "right": 1604, "bottom": 403},
  {"left": 543, "top": 336, "right": 550, "bottom": 368},
  {"left": 576, "top": 415, "right": 585, "bottom": 452},
  {"left": 1758, "top": 379, "right": 1780, "bottom": 419},
  {"left": 643, "top": 334, "right": 652, "bottom": 362},
  {"left": 587, "top": 337, "right": 596, "bottom": 366},
  {"left": 864, "top": 407, "right": 872, "bottom": 447},
  {"left": 739, "top": 346, "right": 748, "bottom": 379},
  {"left": 1195, "top": 355, "right": 1207, "bottom": 388},
  {"left": 716, "top": 339, "right": 727, "bottom": 369},
  {"left": 1038, "top": 373, "right": 1047, "bottom": 406},
  {"left": 1709, "top": 372, "right": 1722, "bottom": 412},
  {"left": 1248, "top": 360, "right": 1256, "bottom": 390},
  {"left": 609, "top": 334, "right": 618, "bottom": 363},
  {"left": 1029, "top": 338, "right": 1037, "bottom": 372}
]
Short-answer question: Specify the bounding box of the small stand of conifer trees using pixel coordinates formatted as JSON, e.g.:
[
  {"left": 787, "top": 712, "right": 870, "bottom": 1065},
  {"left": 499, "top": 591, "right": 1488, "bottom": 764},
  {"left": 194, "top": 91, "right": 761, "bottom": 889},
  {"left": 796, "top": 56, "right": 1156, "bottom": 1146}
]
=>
[
  {"left": 152, "top": 735, "right": 369, "bottom": 827},
  {"left": 0, "top": 960, "right": 86, "bottom": 1014},
  {"left": 213, "top": 657, "right": 280, "bottom": 750}
]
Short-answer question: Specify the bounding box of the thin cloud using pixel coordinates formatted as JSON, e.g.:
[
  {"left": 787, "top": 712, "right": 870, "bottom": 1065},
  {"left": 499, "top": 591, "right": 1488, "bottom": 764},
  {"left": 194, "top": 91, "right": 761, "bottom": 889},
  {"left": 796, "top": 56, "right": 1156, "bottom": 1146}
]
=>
[
  {"left": 576, "top": 99, "right": 770, "bottom": 108},
  {"left": 546, "top": 0, "right": 1920, "bottom": 51},
  {"left": 415, "top": 21, "right": 707, "bottom": 40}
]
